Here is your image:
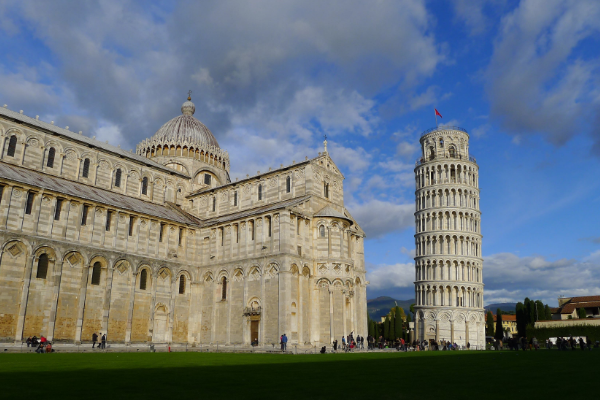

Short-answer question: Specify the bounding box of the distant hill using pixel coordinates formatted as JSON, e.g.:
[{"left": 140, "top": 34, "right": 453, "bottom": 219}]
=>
[
  {"left": 367, "top": 296, "right": 415, "bottom": 320},
  {"left": 484, "top": 303, "right": 517, "bottom": 313}
]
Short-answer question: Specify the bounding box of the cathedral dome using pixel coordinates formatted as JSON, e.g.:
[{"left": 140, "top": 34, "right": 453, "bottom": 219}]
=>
[{"left": 151, "top": 96, "right": 220, "bottom": 148}]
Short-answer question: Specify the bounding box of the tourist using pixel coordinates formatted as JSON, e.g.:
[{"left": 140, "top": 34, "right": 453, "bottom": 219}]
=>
[
  {"left": 251, "top": 338, "right": 258, "bottom": 347},
  {"left": 586, "top": 336, "right": 592, "bottom": 351},
  {"left": 26, "top": 337, "right": 32, "bottom": 347},
  {"left": 31, "top": 336, "right": 38, "bottom": 346},
  {"left": 333, "top": 339, "right": 338, "bottom": 351},
  {"left": 101, "top": 333, "right": 106, "bottom": 349},
  {"left": 35, "top": 342, "right": 44, "bottom": 354},
  {"left": 578, "top": 337, "right": 585, "bottom": 351},
  {"left": 360, "top": 335, "right": 365, "bottom": 349},
  {"left": 341, "top": 336, "right": 346, "bottom": 350},
  {"left": 45, "top": 342, "right": 53, "bottom": 353},
  {"left": 520, "top": 336, "right": 527, "bottom": 351},
  {"left": 400, "top": 337, "right": 405, "bottom": 351},
  {"left": 466, "top": 342, "right": 470, "bottom": 350},
  {"left": 92, "top": 332, "right": 98, "bottom": 348},
  {"left": 282, "top": 333, "right": 288, "bottom": 351},
  {"left": 40, "top": 335, "right": 47, "bottom": 347},
  {"left": 378, "top": 336, "right": 383, "bottom": 349},
  {"left": 320, "top": 346, "right": 326, "bottom": 354},
  {"left": 532, "top": 337, "right": 539, "bottom": 351}
]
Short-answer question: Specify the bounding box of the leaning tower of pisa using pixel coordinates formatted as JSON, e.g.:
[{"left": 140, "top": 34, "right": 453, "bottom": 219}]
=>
[{"left": 413, "top": 126, "right": 485, "bottom": 349}]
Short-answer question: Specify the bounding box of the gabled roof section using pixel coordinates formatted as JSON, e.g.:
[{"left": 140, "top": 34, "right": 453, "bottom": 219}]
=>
[
  {"left": 0, "top": 107, "right": 189, "bottom": 179},
  {"left": 0, "top": 162, "right": 200, "bottom": 227},
  {"left": 202, "top": 195, "right": 311, "bottom": 227}
]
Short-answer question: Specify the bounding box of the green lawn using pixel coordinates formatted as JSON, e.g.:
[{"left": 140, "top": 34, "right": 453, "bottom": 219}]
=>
[{"left": 0, "top": 350, "right": 597, "bottom": 399}]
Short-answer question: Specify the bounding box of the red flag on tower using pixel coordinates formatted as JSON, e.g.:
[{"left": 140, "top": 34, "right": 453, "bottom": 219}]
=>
[{"left": 435, "top": 109, "right": 442, "bottom": 118}]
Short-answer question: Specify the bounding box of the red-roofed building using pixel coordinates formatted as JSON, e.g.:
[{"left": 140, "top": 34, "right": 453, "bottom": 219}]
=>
[
  {"left": 552, "top": 296, "right": 600, "bottom": 320},
  {"left": 492, "top": 314, "right": 517, "bottom": 337}
]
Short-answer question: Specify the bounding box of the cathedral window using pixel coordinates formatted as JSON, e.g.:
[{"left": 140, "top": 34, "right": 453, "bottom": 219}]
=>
[
  {"left": 286, "top": 176, "right": 291, "bottom": 193},
  {"left": 324, "top": 182, "right": 329, "bottom": 198},
  {"left": 54, "top": 198, "right": 63, "bottom": 220},
  {"left": 233, "top": 191, "right": 238, "bottom": 206},
  {"left": 297, "top": 218, "right": 301, "bottom": 235},
  {"left": 114, "top": 168, "right": 122, "bottom": 187},
  {"left": 221, "top": 277, "right": 227, "bottom": 300},
  {"left": 179, "top": 228, "right": 183, "bottom": 246},
  {"left": 25, "top": 191, "right": 35, "bottom": 215},
  {"left": 141, "top": 177, "right": 148, "bottom": 195},
  {"left": 91, "top": 262, "right": 102, "bottom": 285},
  {"left": 46, "top": 147, "right": 56, "bottom": 168},
  {"left": 204, "top": 173, "right": 211, "bottom": 185},
  {"left": 129, "top": 216, "right": 135, "bottom": 236},
  {"left": 140, "top": 269, "right": 148, "bottom": 290},
  {"left": 82, "top": 158, "right": 90, "bottom": 178},
  {"left": 36, "top": 254, "right": 48, "bottom": 279},
  {"left": 250, "top": 221, "right": 255, "bottom": 240},
  {"left": 258, "top": 184, "right": 263, "bottom": 200},
  {"left": 7, "top": 135, "right": 17, "bottom": 157},
  {"left": 105, "top": 211, "right": 112, "bottom": 231},
  {"left": 212, "top": 197, "right": 216, "bottom": 212},
  {"left": 159, "top": 223, "right": 165, "bottom": 242},
  {"left": 319, "top": 225, "right": 325, "bottom": 238},
  {"left": 81, "top": 205, "right": 89, "bottom": 225},
  {"left": 179, "top": 275, "right": 186, "bottom": 294},
  {"left": 298, "top": 246, "right": 302, "bottom": 256},
  {"left": 0, "top": 185, "right": 4, "bottom": 204},
  {"left": 220, "top": 227, "right": 224, "bottom": 246}
]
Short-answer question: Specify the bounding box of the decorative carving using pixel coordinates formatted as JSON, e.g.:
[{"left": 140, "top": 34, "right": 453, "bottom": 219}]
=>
[
  {"left": 98, "top": 160, "right": 110, "bottom": 170},
  {"left": 233, "top": 270, "right": 244, "bottom": 282},
  {"left": 140, "top": 219, "right": 147, "bottom": 227},
  {"left": 334, "top": 264, "right": 342, "bottom": 275},
  {"left": 67, "top": 253, "right": 80, "bottom": 266},
  {"left": 28, "top": 139, "right": 38, "bottom": 146},
  {"left": 273, "top": 214, "right": 279, "bottom": 223},
  {"left": 249, "top": 268, "right": 261, "bottom": 281},
  {"left": 65, "top": 150, "right": 77, "bottom": 161},
  {"left": 268, "top": 177, "right": 277, "bottom": 187},
  {"left": 159, "top": 269, "right": 170, "bottom": 279},
  {"left": 42, "top": 195, "right": 52, "bottom": 203},
  {"left": 199, "top": 197, "right": 207, "bottom": 206},
  {"left": 318, "top": 264, "right": 328, "bottom": 274},
  {"left": 243, "top": 184, "right": 251, "bottom": 194},
  {"left": 116, "top": 262, "right": 128, "bottom": 275},
  {"left": 7, "top": 244, "right": 22, "bottom": 257},
  {"left": 12, "top": 189, "right": 22, "bottom": 198},
  {"left": 211, "top": 229, "right": 216, "bottom": 238}
]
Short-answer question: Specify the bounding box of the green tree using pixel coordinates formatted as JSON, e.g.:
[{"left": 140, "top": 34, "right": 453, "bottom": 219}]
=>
[
  {"left": 383, "top": 317, "right": 390, "bottom": 340},
  {"left": 535, "top": 300, "right": 545, "bottom": 321},
  {"left": 388, "top": 312, "right": 395, "bottom": 341},
  {"left": 486, "top": 311, "right": 494, "bottom": 337},
  {"left": 525, "top": 298, "right": 535, "bottom": 325},
  {"left": 394, "top": 306, "right": 404, "bottom": 339},
  {"left": 516, "top": 302, "right": 525, "bottom": 337},
  {"left": 578, "top": 308, "right": 587, "bottom": 319},
  {"left": 544, "top": 304, "right": 551, "bottom": 320},
  {"left": 494, "top": 309, "right": 503, "bottom": 341}
]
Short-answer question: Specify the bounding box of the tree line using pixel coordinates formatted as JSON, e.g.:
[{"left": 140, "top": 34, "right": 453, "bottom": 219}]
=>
[
  {"left": 515, "top": 297, "right": 551, "bottom": 337},
  {"left": 368, "top": 305, "right": 413, "bottom": 342}
]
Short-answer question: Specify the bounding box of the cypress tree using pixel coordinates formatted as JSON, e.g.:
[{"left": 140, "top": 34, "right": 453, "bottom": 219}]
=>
[
  {"left": 516, "top": 302, "right": 525, "bottom": 337},
  {"left": 394, "top": 306, "right": 404, "bottom": 339},
  {"left": 544, "top": 304, "right": 551, "bottom": 320},
  {"left": 535, "top": 300, "right": 545, "bottom": 321},
  {"left": 383, "top": 317, "right": 390, "bottom": 341},
  {"left": 494, "top": 309, "right": 503, "bottom": 340},
  {"left": 388, "top": 312, "right": 395, "bottom": 341},
  {"left": 486, "top": 311, "right": 494, "bottom": 337}
]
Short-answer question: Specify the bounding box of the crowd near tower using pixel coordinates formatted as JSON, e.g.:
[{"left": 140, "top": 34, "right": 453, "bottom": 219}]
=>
[{"left": 413, "top": 126, "right": 485, "bottom": 348}]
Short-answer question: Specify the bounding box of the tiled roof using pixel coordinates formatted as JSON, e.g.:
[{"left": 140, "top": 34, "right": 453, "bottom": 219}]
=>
[
  {"left": 493, "top": 314, "right": 516, "bottom": 322},
  {"left": 201, "top": 195, "right": 311, "bottom": 227},
  {"left": 0, "top": 107, "right": 189, "bottom": 178},
  {"left": 0, "top": 161, "right": 201, "bottom": 227},
  {"left": 568, "top": 296, "right": 600, "bottom": 303},
  {"left": 314, "top": 205, "right": 354, "bottom": 225}
]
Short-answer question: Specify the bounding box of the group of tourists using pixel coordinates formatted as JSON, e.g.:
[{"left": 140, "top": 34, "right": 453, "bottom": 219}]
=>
[
  {"left": 92, "top": 332, "right": 107, "bottom": 349},
  {"left": 332, "top": 333, "right": 364, "bottom": 352},
  {"left": 279, "top": 333, "right": 288, "bottom": 351},
  {"left": 25, "top": 336, "right": 53, "bottom": 353},
  {"left": 491, "top": 336, "right": 597, "bottom": 351},
  {"left": 552, "top": 336, "right": 595, "bottom": 351}
]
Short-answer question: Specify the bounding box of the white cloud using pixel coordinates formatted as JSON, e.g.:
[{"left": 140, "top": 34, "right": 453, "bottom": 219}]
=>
[
  {"left": 350, "top": 199, "right": 414, "bottom": 238},
  {"left": 484, "top": 0, "right": 600, "bottom": 151},
  {"left": 452, "top": 0, "right": 488, "bottom": 36},
  {"left": 367, "top": 262, "right": 415, "bottom": 291}
]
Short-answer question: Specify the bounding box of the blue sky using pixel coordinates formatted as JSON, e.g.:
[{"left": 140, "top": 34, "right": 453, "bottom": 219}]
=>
[{"left": 1, "top": 0, "right": 599, "bottom": 306}]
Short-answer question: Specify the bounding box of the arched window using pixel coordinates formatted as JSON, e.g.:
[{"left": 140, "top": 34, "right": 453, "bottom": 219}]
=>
[
  {"left": 141, "top": 177, "right": 148, "bottom": 195},
  {"left": 429, "top": 147, "right": 435, "bottom": 160},
  {"left": 114, "top": 168, "right": 122, "bottom": 187},
  {"left": 286, "top": 176, "right": 291, "bottom": 193},
  {"left": 91, "top": 262, "right": 102, "bottom": 285},
  {"left": 140, "top": 269, "right": 148, "bottom": 290},
  {"left": 258, "top": 184, "right": 263, "bottom": 200},
  {"left": 179, "top": 275, "right": 186, "bottom": 294},
  {"left": 7, "top": 135, "right": 17, "bottom": 157},
  {"left": 449, "top": 147, "right": 456, "bottom": 158},
  {"left": 36, "top": 254, "right": 48, "bottom": 279},
  {"left": 46, "top": 147, "right": 56, "bottom": 168},
  {"left": 82, "top": 158, "right": 90, "bottom": 178},
  {"left": 324, "top": 182, "right": 329, "bottom": 198},
  {"left": 233, "top": 191, "right": 238, "bottom": 206},
  {"left": 319, "top": 225, "right": 325, "bottom": 237},
  {"left": 439, "top": 138, "right": 444, "bottom": 147},
  {"left": 221, "top": 277, "right": 227, "bottom": 300},
  {"left": 212, "top": 197, "right": 216, "bottom": 212}
]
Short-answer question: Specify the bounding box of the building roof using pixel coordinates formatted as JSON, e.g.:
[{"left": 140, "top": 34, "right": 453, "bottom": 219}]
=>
[
  {"left": 568, "top": 296, "right": 600, "bottom": 303},
  {"left": 0, "top": 161, "right": 201, "bottom": 227},
  {"left": 0, "top": 106, "right": 189, "bottom": 179},
  {"left": 149, "top": 97, "right": 220, "bottom": 149},
  {"left": 493, "top": 314, "right": 516, "bottom": 322},
  {"left": 314, "top": 205, "right": 354, "bottom": 225},
  {"left": 201, "top": 195, "right": 311, "bottom": 227}
]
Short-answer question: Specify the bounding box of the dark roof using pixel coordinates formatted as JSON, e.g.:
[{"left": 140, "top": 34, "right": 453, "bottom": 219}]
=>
[
  {"left": 0, "top": 107, "right": 189, "bottom": 178},
  {"left": 202, "top": 196, "right": 311, "bottom": 227},
  {"left": 569, "top": 296, "right": 600, "bottom": 303},
  {"left": 0, "top": 161, "right": 201, "bottom": 227}
]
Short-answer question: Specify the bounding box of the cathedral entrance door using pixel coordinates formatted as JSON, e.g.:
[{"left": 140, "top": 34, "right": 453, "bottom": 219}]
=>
[
  {"left": 153, "top": 306, "right": 168, "bottom": 343},
  {"left": 250, "top": 320, "right": 259, "bottom": 344}
]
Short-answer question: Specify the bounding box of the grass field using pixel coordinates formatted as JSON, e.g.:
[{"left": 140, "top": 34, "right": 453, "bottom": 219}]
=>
[{"left": 0, "top": 350, "right": 597, "bottom": 399}]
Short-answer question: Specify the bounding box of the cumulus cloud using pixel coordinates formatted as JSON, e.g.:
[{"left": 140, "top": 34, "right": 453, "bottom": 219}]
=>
[
  {"left": 451, "top": 0, "right": 489, "bottom": 36},
  {"left": 350, "top": 199, "right": 414, "bottom": 238},
  {"left": 484, "top": 0, "right": 600, "bottom": 152},
  {"left": 366, "top": 251, "right": 600, "bottom": 305}
]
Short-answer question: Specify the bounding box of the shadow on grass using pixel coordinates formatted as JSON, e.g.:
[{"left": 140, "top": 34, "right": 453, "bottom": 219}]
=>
[{"left": 0, "top": 351, "right": 597, "bottom": 399}]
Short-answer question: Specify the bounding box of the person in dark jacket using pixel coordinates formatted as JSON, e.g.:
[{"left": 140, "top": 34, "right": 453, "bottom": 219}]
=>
[
  {"left": 281, "top": 333, "right": 288, "bottom": 351},
  {"left": 92, "top": 332, "right": 98, "bottom": 348},
  {"left": 101, "top": 333, "right": 106, "bottom": 349}
]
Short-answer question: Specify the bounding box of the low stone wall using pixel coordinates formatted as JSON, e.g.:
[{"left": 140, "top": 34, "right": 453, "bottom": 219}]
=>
[{"left": 535, "top": 318, "right": 600, "bottom": 328}]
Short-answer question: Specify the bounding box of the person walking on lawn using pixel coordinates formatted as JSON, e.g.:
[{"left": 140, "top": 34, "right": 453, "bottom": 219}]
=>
[{"left": 92, "top": 332, "right": 98, "bottom": 348}]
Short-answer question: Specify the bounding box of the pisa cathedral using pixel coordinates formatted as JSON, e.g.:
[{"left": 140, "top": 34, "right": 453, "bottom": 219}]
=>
[
  {"left": 0, "top": 96, "right": 367, "bottom": 347},
  {"left": 413, "top": 126, "right": 485, "bottom": 348}
]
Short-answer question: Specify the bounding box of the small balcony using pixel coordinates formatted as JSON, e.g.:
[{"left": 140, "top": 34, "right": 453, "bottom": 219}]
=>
[{"left": 243, "top": 306, "right": 262, "bottom": 316}]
